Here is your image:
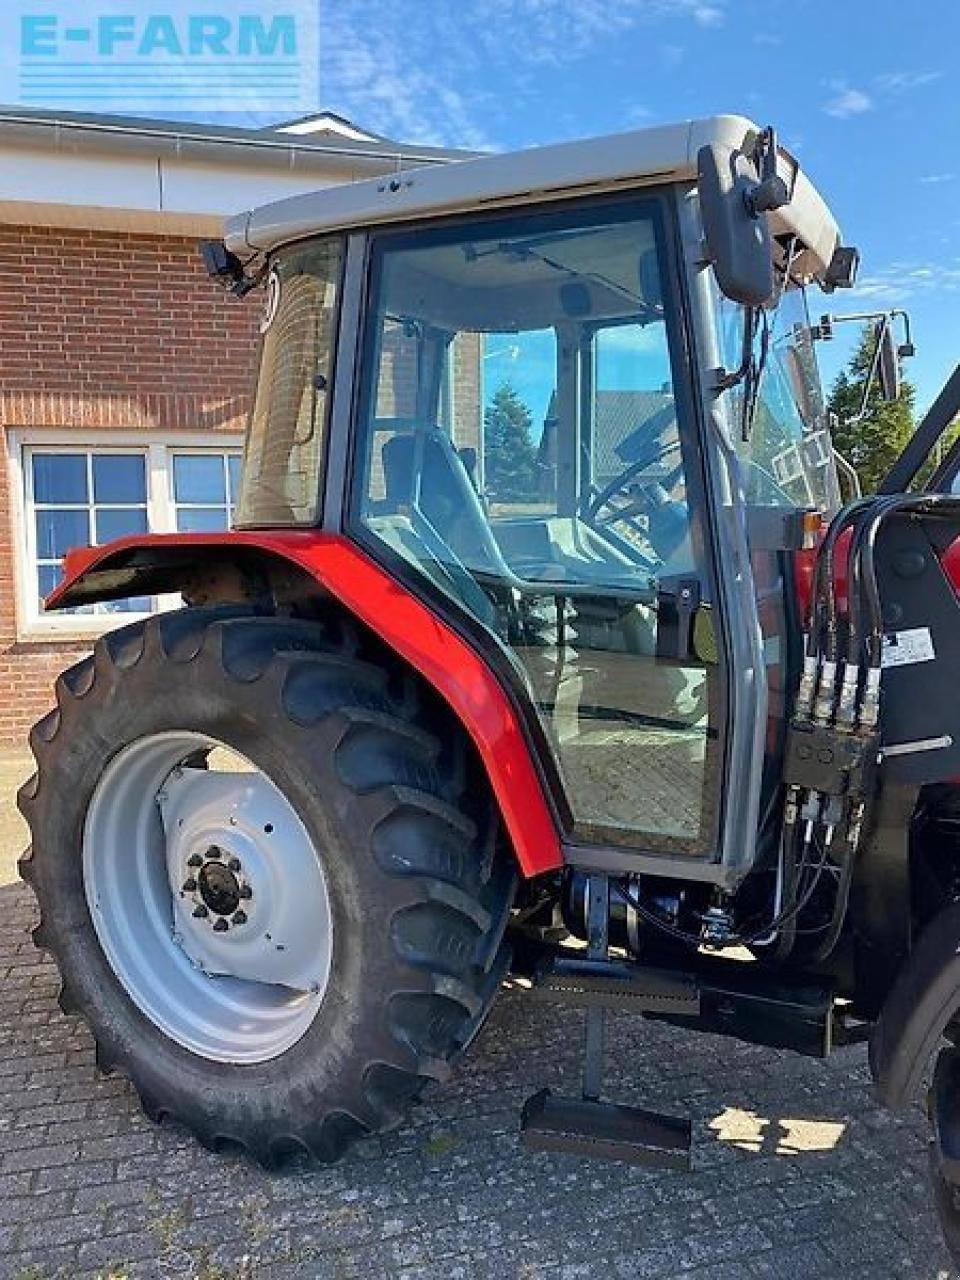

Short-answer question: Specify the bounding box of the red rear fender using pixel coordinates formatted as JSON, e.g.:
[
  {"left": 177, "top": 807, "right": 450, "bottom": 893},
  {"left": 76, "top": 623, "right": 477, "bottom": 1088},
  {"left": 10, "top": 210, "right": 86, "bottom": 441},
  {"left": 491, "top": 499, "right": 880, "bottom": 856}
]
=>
[{"left": 49, "top": 531, "right": 563, "bottom": 878}]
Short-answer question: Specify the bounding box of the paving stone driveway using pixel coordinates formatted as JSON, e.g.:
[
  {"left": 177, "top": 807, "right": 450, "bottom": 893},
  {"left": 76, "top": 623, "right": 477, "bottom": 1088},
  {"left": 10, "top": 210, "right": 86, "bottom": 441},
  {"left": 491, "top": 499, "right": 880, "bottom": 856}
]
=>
[{"left": 0, "top": 748, "right": 954, "bottom": 1280}]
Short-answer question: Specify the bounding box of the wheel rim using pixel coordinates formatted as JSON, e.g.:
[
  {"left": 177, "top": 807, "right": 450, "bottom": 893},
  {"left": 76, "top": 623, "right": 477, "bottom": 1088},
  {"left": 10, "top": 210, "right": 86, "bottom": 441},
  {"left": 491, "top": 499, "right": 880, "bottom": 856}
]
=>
[{"left": 83, "top": 731, "right": 331, "bottom": 1064}]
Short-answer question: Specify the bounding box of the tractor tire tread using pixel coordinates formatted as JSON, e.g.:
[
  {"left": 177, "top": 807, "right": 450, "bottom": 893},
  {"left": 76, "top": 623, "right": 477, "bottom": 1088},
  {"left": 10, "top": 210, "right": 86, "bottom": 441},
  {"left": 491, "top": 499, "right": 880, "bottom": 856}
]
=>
[{"left": 18, "top": 606, "right": 515, "bottom": 1168}]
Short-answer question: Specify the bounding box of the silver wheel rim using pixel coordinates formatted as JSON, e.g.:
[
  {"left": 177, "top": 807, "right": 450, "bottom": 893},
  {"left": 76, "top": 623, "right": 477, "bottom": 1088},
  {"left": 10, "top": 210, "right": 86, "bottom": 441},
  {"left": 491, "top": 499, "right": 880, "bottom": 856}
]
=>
[{"left": 83, "top": 731, "right": 332, "bottom": 1064}]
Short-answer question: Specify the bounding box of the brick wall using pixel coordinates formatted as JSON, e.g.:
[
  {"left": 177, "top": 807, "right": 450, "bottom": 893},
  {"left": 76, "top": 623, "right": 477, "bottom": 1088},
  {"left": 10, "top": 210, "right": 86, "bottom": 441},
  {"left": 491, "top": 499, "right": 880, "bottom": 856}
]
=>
[{"left": 0, "top": 224, "right": 261, "bottom": 746}]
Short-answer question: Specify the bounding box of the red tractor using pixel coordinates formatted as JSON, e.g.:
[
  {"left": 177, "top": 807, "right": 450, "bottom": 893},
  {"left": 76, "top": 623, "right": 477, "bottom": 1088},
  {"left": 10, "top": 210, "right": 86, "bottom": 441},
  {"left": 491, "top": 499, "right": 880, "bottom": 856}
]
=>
[{"left": 18, "top": 115, "right": 960, "bottom": 1258}]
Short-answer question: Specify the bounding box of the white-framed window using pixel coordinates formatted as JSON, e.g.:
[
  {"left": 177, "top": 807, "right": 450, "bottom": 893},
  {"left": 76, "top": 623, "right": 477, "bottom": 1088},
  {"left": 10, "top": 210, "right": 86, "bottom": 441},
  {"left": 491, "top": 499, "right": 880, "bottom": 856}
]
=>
[
  {"left": 171, "top": 451, "right": 243, "bottom": 531},
  {"left": 10, "top": 432, "right": 244, "bottom": 638}
]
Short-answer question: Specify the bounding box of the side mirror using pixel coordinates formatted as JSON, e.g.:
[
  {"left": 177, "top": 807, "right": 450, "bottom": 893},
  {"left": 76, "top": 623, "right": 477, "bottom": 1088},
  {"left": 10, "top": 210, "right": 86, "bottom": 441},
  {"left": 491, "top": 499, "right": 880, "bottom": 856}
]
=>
[
  {"left": 697, "top": 144, "right": 775, "bottom": 307},
  {"left": 877, "top": 320, "right": 901, "bottom": 402}
]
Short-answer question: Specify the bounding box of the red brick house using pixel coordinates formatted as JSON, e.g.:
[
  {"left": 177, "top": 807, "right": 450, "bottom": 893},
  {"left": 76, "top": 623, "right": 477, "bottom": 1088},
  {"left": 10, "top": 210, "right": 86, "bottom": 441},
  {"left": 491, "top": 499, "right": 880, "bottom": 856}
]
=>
[{"left": 0, "top": 106, "right": 464, "bottom": 744}]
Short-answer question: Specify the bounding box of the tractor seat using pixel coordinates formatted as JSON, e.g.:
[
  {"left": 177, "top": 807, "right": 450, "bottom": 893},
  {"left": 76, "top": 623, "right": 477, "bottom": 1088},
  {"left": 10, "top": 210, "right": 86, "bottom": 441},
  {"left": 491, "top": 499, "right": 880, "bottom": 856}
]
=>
[{"left": 380, "top": 428, "right": 512, "bottom": 581}]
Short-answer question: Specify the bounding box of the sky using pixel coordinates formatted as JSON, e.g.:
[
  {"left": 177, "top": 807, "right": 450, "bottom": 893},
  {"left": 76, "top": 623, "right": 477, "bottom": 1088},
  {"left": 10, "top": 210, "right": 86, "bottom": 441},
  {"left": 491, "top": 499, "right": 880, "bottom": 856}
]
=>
[
  {"left": 5, "top": 1, "right": 952, "bottom": 414},
  {"left": 310, "top": 0, "right": 957, "bottom": 417}
]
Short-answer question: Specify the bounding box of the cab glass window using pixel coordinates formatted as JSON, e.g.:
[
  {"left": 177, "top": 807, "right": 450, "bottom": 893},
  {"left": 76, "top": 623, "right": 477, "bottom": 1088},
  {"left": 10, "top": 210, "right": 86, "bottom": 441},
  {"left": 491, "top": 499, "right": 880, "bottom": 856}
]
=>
[
  {"left": 352, "top": 200, "right": 722, "bottom": 854},
  {"left": 237, "top": 237, "right": 343, "bottom": 527}
]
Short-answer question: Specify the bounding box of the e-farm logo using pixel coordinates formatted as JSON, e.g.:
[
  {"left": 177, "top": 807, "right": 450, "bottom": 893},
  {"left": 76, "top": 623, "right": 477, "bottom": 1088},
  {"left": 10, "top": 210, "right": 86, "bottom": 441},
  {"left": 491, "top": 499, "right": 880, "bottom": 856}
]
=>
[{"left": 4, "top": 1, "right": 319, "bottom": 115}]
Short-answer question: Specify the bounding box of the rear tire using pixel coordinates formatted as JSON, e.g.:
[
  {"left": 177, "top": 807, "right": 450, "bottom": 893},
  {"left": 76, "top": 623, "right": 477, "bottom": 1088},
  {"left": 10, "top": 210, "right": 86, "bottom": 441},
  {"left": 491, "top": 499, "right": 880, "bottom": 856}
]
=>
[
  {"left": 930, "top": 1145, "right": 960, "bottom": 1269},
  {"left": 18, "top": 606, "right": 515, "bottom": 1166}
]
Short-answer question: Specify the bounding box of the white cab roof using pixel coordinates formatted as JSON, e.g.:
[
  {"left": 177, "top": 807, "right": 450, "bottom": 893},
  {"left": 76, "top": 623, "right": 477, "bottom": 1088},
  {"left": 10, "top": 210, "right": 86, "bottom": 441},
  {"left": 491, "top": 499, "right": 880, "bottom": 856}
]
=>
[{"left": 225, "top": 114, "right": 841, "bottom": 284}]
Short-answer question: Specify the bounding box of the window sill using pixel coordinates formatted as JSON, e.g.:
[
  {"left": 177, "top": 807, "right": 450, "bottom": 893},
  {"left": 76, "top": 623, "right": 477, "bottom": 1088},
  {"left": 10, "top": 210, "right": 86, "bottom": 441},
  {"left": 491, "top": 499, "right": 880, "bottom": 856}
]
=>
[{"left": 16, "top": 612, "right": 154, "bottom": 646}]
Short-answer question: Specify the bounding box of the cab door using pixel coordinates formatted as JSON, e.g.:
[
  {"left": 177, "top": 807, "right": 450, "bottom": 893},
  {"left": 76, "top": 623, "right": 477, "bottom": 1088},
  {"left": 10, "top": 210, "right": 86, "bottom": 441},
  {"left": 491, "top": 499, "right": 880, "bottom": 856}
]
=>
[{"left": 351, "top": 194, "right": 730, "bottom": 863}]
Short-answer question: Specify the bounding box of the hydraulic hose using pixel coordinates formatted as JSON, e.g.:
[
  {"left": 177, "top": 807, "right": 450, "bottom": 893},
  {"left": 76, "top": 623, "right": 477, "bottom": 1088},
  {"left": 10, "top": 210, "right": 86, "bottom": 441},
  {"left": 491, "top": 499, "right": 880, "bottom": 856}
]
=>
[
  {"left": 853, "top": 493, "right": 960, "bottom": 673},
  {"left": 805, "top": 814, "right": 862, "bottom": 964},
  {"left": 809, "top": 499, "right": 874, "bottom": 660},
  {"left": 810, "top": 494, "right": 960, "bottom": 959},
  {"left": 801, "top": 500, "right": 875, "bottom": 724}
]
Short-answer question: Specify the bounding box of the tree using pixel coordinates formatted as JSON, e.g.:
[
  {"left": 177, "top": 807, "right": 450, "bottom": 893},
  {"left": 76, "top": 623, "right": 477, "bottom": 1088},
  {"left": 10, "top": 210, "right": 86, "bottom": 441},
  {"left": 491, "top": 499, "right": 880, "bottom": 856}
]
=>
[
  {"left": 827, "top": 324, "right": 916, "bottom": 494},
  {"left": 483, "top": 381, "right": 538, "bottom": 500}
]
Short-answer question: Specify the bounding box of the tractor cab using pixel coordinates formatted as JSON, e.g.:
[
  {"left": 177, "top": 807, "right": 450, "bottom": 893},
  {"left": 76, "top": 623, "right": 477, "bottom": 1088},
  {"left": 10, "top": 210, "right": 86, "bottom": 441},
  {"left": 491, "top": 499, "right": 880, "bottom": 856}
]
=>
[{"left": 228, "top": 115, "right": 851, "bottom": 878}]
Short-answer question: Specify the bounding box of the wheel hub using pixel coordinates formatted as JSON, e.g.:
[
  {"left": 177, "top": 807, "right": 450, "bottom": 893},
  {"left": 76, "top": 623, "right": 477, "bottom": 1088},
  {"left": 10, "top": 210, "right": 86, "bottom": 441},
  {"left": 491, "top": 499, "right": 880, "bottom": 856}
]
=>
[
  {"left": 197, "top": 859, "right": 242, "bottom": 917},
  {"left": 158, "top": 761, "right": 332, "bottom": 994},
  {"left": 183, "top": 846, "right": 251, "bottom": 927},
  {"left": 82, "top": 730, "right": 332, "bottom": 1064}
]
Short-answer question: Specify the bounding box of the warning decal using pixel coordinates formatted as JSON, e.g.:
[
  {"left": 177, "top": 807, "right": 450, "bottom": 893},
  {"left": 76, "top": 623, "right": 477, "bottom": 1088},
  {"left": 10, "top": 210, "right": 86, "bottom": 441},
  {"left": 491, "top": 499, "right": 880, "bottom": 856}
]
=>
[{"left": 881, "top": 626, "right": 936, "bottom": 669}]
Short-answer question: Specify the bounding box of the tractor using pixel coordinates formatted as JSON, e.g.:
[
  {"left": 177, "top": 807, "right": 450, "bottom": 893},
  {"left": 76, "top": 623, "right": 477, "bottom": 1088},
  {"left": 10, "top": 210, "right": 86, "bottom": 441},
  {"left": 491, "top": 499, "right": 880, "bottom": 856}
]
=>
[{"left": 18, "top": 114, "right": 960, "bottom": 1259}]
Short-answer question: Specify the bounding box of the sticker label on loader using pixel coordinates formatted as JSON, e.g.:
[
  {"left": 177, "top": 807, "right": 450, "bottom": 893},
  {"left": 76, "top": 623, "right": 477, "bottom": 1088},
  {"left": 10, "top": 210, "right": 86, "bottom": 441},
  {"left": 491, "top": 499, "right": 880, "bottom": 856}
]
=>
[{"left": 881, "top": 626, "right": 936, "bottom": 669}]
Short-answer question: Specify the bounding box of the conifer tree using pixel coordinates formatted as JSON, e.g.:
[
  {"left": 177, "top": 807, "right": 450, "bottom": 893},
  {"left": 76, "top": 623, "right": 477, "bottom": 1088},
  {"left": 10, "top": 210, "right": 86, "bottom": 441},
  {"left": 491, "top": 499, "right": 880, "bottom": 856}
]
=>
[{"left": 483, "top": 382, "right": 538, "bottom": 500}]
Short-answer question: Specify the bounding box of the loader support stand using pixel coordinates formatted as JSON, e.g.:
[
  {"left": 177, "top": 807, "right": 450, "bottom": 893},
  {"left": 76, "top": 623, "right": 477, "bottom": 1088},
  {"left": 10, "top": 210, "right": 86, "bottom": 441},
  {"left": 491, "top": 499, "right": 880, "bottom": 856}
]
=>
[
  {"left": 520, "top": 874, "right": 693, "bottom": 1169},
  {"left": 582, "top": 874, "right": 608, "bottom": 1103}
]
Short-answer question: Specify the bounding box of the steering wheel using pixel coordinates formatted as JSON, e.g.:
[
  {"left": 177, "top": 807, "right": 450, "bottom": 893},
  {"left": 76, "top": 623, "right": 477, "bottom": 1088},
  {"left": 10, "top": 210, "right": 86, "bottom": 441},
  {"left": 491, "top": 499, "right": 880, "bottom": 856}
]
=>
[{"left": 583, "top": 436, "right": 686, "bottom": 557}]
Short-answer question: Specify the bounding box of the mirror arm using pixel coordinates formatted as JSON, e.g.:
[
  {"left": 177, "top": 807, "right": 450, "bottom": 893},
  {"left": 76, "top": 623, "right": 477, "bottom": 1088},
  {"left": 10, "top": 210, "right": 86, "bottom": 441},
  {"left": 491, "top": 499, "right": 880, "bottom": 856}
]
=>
[
  {"left": 744, "top": 126, "right": 794, "bottom": 218},
  {"left": 892, "top": 309, "right": 915, "bottom": 358},
  {"left": 832, "top": 444, "right": 863, "bottom": 501}
]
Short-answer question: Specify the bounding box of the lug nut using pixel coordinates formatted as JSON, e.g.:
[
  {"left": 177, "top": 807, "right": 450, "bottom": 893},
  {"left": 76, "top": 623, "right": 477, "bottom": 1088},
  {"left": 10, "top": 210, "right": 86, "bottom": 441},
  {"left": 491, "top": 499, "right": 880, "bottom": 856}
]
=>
[
  {"left": 239, "top": 885, "right": 252, "bottom": 900},
  {"left": 212, "top": 918, "right": 229, "bottom": 933},
  {"left": 206, "top": 846, "right": 222, "bottom": 860},
  {"left": 227, "top": 857, "right": 241, "bottom": 872},
  {"left": 187, "top": 854, "right": 203, "bottom": 868},
  {"left": 181, "top": 877, "right": 197, "bottom": 893},
  {"left": 192, "top": 904, "right": 208, "bottom": 918},
  {"left": 231, "top": 910, "right": 247, "bottom": 926}
]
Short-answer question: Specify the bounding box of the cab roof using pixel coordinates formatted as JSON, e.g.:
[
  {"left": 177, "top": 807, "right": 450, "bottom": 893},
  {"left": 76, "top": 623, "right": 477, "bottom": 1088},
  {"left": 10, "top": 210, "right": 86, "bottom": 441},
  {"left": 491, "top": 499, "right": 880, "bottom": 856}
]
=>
[{"left": 224, "top": 114, "right": 842, "bottom": 286}]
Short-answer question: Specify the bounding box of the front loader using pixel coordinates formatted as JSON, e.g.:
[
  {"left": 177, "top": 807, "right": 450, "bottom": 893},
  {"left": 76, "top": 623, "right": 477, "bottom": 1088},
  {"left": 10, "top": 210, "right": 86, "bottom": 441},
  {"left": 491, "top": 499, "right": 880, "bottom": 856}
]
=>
[{"left": 18, "top": 114, "right": 960, "bottom": 1259}]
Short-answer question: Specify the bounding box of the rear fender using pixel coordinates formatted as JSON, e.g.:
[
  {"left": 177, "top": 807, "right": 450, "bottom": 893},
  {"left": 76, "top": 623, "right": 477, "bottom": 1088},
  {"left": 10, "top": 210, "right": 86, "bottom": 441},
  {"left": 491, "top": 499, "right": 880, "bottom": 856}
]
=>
[
  {"left": 48, "top": 531, "right": 563, "bottom": 879},
  {"left": 871, "top": 897, "right": 960, "bottom": 1108}
]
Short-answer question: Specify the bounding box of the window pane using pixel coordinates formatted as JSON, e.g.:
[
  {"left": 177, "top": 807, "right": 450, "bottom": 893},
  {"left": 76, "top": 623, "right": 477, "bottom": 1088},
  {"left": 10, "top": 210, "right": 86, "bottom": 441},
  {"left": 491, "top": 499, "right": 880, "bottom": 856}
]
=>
[
  {"left": 37, "top": 561, "right": 93, "bottom": 614},
  {"left": 33, "top": 454, "right": 87, "bottom": 504},
  {"left": 482, "top": 330, "right": 556, "bottom": 515},
  {"left": 93, "top": 454, "right": 146, "bottom": 504},
  {"left": 177, "top": 507, "right": 228, "bottom": 533},
  {"left": 173, "top": 455, "right": 225, "bottom": 505},
  {"left": 95, "top": 507, "right": 148, "bottom": 543},
  {"left": 228, "top": 455, "right": 242, "bottom": 499},
  {"left": 37, "top": 562, "right": 63, "bottom": 603},
  {"left": 102, "top": 595, "right": 154, "bottom": 613},
  {"left": 239, "top": 236, "right": 343, "bottom": 526},
  {"left": 35, "top": 509, "right": 89, "bottom": 559}
]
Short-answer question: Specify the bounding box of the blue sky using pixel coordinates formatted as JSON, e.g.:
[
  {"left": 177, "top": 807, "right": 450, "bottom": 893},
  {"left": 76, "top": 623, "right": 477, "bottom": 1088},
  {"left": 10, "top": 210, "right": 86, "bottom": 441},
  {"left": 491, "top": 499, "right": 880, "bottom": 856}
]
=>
[
  {"left": 8, "top": 2, "right": 951, "bottom": 412},
  {"left": 312, "top": 0, "right": 956, "bottom": 415}
]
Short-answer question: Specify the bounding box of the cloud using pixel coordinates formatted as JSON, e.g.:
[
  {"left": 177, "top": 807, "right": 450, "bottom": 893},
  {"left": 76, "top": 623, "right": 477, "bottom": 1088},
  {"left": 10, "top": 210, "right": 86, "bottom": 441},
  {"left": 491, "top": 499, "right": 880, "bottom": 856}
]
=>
[
  {"left": 820, "top": 65, "right": 941, "bottom": 123},
  {"left": 875, "top": 70, "right": 942, "bottom": 92},
  {"left": 851, "top": 260, "right": 960, "bottom": 305},
  {"left": 319, "top": 0, "right": 729, "bottom": 150},
  {"left": 692, "top": 5, "right": 724, "bottom": 26},
  {"left": 624, "top": 103, "right": 655, "bottom": 126},
  {"left": 919, "top": 173, "right": 956, "bottom": 185},
  {"left": 823, "top": 86, "right": 873, "bottom": 119}
]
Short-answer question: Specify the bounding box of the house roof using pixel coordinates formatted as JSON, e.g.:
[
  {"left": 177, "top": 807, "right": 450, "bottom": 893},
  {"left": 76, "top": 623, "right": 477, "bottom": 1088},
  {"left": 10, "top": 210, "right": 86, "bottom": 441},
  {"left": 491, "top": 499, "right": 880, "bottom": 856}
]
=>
[
  {"left": 0, "top": 103, "right": 473, "bottom": 165},
  {"left": 592, "top": 390, "right": 676, "bottom": 479},
  {"left": 541, "top": 388, "right": 675, "bottom": 480},
  {"left": 0, "top": 104, "right": 474, "bottom": 236},
  {"left": 270, "top": 110, "right": 395, "bottom": 145}
]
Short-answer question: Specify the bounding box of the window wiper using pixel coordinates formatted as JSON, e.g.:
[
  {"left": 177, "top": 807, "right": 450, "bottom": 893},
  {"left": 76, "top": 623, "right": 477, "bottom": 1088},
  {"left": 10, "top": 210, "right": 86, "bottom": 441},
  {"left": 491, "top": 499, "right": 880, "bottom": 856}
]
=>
[{"left": 742, "top": 308, "right": 772, "bottom": 443}]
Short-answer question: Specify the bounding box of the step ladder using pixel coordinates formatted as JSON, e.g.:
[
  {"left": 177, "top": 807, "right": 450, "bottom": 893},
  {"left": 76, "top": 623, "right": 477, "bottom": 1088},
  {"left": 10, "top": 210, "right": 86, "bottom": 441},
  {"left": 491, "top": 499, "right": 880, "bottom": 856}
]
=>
[{"left": 519, "top": 874, "right": 697, "bottom": 1169}]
